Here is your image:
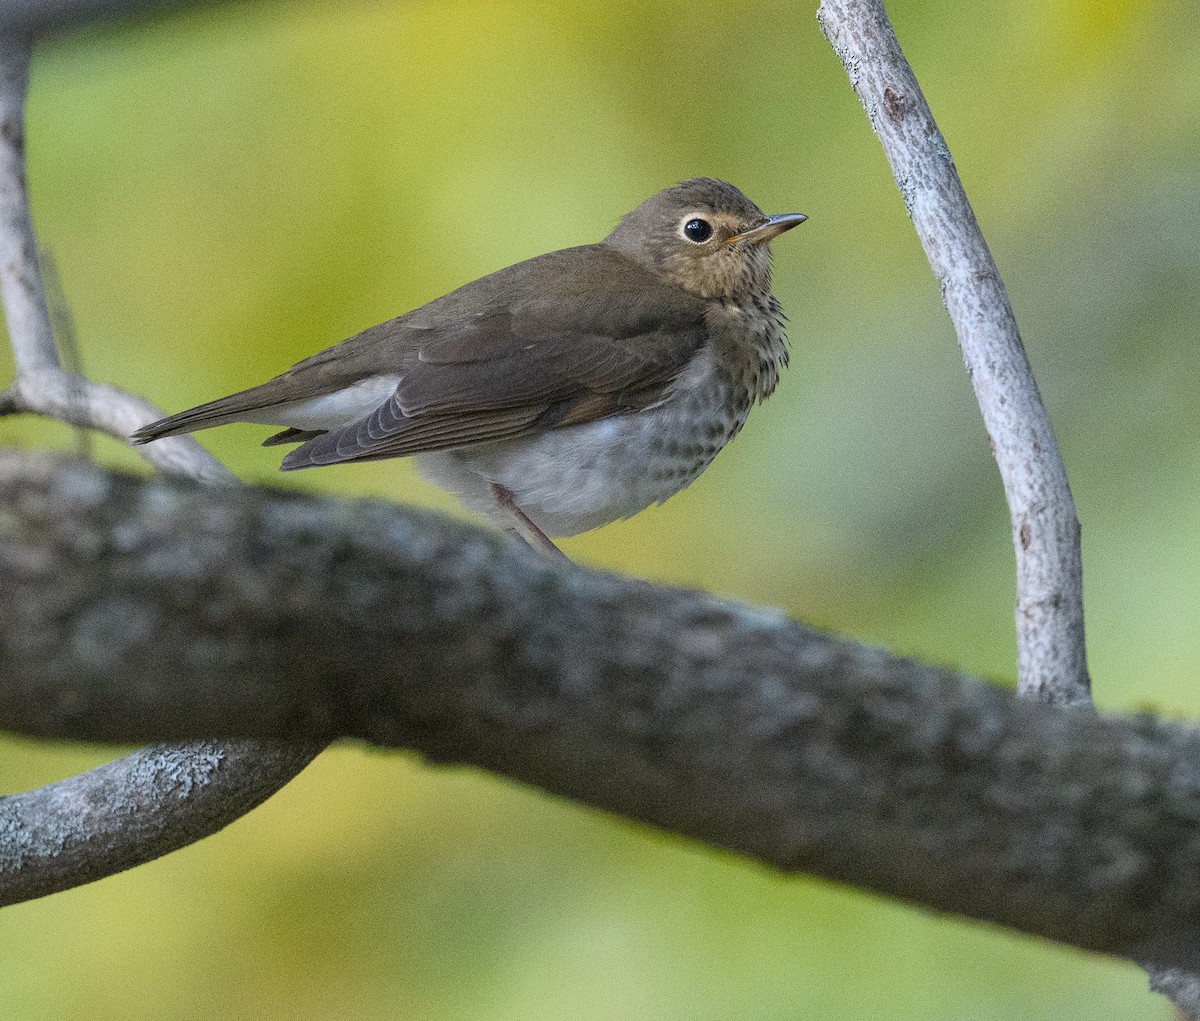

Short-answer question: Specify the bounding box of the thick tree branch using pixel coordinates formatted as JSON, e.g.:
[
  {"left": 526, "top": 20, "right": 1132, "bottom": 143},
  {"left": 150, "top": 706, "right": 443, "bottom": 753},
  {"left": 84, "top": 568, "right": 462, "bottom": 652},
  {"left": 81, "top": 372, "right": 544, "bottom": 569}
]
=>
[
  {"left": 3, "top": 449, "right": 1200, "bottom": 970},
  {"left": 2, "top": 4, "right": 1177, "bottom": 1014},
  {"left": 817, "top": 0, "right": 1089, "bottom": 707},
  {"left": 0, "top": 35, "right": 320, "bottom": 904}
]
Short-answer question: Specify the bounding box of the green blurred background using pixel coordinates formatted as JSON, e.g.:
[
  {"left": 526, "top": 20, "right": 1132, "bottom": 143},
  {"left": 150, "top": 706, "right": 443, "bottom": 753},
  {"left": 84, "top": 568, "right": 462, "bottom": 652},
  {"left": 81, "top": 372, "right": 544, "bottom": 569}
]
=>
[{"left": 2, "top": 0, "right": 1197, "bottom": 1016}]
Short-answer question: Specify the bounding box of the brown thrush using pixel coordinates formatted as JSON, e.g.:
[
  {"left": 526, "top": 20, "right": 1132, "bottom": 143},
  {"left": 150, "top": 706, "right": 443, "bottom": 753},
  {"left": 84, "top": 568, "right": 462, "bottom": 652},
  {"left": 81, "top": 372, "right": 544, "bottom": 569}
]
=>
[{"left": 133, "top": 178, "right": 806, "bottom": 556}]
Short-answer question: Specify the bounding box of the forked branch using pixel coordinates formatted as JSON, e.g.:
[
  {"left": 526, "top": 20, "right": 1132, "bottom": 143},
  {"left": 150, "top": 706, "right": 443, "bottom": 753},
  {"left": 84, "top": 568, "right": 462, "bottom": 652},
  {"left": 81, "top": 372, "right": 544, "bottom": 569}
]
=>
[{"left": 0, "top": 32, "right": 323, "bottom": 903}]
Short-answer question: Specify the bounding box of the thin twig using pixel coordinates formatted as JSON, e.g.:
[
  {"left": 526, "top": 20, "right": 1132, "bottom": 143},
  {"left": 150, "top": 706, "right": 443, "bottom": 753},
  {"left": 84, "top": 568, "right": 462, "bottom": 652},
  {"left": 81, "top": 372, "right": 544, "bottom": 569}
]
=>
[
  {"left": 38, "top": 245, "right": 93, "bottom": 458},
  {"left": 0, "top": 34, "right": 321, "bottom": 903},
  {"left": 4, "top": 368, "right": 236, "bottom": 482},
  {"left": 816, "top": 0, "right": 1090, "bottom": 707},
  {"left": 0, "top": 39, "right": 232, "bottom": 482},
  {"left": 0, "top": 37, "right": 56, "bottom": 373}
]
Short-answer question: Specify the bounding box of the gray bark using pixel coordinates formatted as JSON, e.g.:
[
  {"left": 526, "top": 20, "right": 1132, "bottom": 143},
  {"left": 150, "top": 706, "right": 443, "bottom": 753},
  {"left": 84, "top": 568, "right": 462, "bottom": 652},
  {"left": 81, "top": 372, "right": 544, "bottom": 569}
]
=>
[
  {"left": 817, "top": 0, "right": 1090, "bottom": 707},
  {"left": 813, "top": 3, "right": 1196, "bottom": 1010},
  {"left": 3, "top": 449, "right": 1200, "bottom": 971},
  {"left": 0, "top": 740, "right": 323, "bottom": 905},
  {"left": 0, "top": 33, "right": 322, "bottom": 908},
  {"left": 0, "top": 40, "right": 56, "bottom": 373},
  {"left": 1, "top": 0, "right": 1182, "bottom": 1011}
]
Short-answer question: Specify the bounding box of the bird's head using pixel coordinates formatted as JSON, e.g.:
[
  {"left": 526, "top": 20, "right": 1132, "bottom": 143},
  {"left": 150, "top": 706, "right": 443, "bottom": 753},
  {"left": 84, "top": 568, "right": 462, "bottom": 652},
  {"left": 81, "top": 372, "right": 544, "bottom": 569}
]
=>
[{"left": 603, "top": 178, "right": 806, "bottom": 303}]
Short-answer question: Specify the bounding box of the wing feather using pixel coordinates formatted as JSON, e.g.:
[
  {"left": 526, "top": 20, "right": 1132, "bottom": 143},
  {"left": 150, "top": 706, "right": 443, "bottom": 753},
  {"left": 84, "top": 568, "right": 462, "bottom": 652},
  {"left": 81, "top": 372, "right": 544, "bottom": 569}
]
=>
[
  {"left": 137, "top": 245, "right": 712, "bottom": 465},
  {"left": 280, "top": 405, "right": 548, "bottom": 469}
]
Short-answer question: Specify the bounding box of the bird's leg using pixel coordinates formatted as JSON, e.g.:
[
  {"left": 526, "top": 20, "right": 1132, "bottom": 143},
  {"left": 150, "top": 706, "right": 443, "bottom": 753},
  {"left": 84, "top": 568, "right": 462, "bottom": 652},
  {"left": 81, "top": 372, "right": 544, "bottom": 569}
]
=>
[{"left": 489, "top": 483, "right": 569, "bottom": 562}]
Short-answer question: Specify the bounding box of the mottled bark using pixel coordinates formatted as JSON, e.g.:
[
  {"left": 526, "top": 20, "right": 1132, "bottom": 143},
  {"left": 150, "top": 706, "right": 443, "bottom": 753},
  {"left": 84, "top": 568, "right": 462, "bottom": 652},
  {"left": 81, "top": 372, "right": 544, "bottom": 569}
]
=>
[
  {"left": 2, "top": 1, "right": 1183, "bottom": 1012},
  {"left": 2, "top": 450, "right": 1200, "bottom": 971},
  {"left": 0, "top": 35, "right": 319, "bottom": 906},
  {"left": 0, "top": 740, "right": 323, "bottom": 905}
]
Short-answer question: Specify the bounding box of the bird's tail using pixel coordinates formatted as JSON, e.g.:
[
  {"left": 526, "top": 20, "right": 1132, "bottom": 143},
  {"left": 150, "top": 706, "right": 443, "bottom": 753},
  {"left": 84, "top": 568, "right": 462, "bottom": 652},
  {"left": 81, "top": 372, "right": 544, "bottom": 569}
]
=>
[{"left": 130, "top": 384, "right": 283, "bottom": 444}]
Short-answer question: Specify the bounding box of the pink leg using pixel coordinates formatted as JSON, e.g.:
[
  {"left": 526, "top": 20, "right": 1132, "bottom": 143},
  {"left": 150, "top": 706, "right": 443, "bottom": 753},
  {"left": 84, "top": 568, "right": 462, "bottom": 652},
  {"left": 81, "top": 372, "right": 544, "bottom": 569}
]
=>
[{"left": 490, "top": 483, "right": 570, "bottom": 562}]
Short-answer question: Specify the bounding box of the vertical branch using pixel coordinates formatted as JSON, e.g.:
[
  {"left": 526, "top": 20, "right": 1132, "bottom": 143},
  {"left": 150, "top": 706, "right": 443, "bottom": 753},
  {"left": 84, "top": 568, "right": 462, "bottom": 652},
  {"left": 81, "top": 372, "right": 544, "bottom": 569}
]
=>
[
  {"left": 816, "top": 0, "right": 1090, "bottom": 707},
  {"left": 814, "top": 2, "right": 1200, "bottom": 1012},
  {"left": 0, "top": 32, "right": 323, "bottom": 902},
  {"left": 0, "top": 34, "right": 56, "bottom": 372},
  {"left": 0, "top": 33, "right": 234, "bottom": 481}
]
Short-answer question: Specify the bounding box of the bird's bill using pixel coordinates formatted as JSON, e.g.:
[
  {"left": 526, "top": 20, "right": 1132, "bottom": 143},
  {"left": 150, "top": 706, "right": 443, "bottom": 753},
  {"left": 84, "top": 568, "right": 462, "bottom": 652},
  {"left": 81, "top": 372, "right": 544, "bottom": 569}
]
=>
[{"left": 726, "top": 212, "right": 808, "bottom": 246}]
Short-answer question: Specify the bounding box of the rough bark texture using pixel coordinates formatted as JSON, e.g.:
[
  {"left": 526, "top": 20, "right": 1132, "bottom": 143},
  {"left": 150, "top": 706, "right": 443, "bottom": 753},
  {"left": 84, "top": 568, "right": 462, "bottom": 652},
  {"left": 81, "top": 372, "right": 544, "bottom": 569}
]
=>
[
  {"left": 1145, "top": 969, "right": 1200, "bottom": 1021},
  {"left": 2, "top": 0, "right": 1184, "bottom": 1012},
  {"left": 0, "top": 740, "right": 323, "bottom": 905},
  {"left": 0, "top": 34, "right": 323, "bottom": 906},
  {"left": 3, "top": 450, "right": 1200, "bottom": 970},
  {"left": 817, "top": 0, "right": 1090, "bottom": 707}
]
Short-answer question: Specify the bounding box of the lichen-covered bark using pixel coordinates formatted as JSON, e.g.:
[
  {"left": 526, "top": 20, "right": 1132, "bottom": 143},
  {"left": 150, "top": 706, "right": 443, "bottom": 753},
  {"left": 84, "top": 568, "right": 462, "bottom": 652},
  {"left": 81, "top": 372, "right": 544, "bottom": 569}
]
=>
[
  {"left": 0, "top": 741, "right": 323, "bottom": 904},
  {"left": 3, "top": 450, "right": 1200, "bottom": 969}
]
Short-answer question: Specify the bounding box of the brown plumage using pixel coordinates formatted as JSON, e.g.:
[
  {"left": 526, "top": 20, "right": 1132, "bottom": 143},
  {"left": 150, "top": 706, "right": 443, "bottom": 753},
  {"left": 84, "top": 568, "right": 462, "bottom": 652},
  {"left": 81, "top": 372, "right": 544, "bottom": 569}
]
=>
[{"left": 134, "top": 179, "right": 806, "bottom": 555}]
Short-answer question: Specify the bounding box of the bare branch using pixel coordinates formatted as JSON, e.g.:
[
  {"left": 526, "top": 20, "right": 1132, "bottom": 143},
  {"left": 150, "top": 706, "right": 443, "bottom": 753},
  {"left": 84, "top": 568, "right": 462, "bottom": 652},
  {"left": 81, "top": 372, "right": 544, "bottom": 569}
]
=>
[
  {"left": 3, "top": 448, "right": 1200, "bottom": 969},
  {"left": 2, "top": 8, "right": 1176, "bottom": 1012},
  {"left": 816, "top": 0, "right": 1089, "bottom": 707},
  {"left": 3, "top": 368, "right": 235, "bottom": 482},
  {"left": 0, "top": 38, "right": 56, "bottom": 374},
  {"left": 0, "top": 36, "right": 318, "bottom": 903},
  {"left": 0, "top": 740, "right": 323, "bottom": 905},
  {"left": 0, "top": 39, "right": 234, "bottom": 483},
  {"left": 812, "top": 2, "right": 1200, "bottom": 1007}
]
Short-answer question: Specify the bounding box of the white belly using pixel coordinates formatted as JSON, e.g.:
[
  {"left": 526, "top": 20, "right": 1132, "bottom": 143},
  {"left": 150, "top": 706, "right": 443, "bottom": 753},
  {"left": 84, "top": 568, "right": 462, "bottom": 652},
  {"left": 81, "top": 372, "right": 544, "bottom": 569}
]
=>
[
  {"left": 262, "top": 351, "right": 756, "bottom": 539},
  {"left": 414, "top": 396, "right": 745, "bottom": 538}
]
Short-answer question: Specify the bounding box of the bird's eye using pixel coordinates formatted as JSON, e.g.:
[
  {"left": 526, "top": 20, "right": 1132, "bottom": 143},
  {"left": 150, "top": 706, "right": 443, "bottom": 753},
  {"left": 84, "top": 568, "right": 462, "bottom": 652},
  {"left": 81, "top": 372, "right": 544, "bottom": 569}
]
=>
[{"left": 682, "top": 218, "right": 714, "bottom": 243}]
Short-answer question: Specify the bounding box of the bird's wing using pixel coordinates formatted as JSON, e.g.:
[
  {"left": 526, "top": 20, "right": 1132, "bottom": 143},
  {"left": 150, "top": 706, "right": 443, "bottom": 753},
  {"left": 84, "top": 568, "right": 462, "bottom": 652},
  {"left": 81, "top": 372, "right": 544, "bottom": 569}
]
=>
[
  {"left": 281, "top": 251, "right": 709, "bottom": 468},
  {"left": 132, "top": 246, "right": 710, "bottom": 462}
]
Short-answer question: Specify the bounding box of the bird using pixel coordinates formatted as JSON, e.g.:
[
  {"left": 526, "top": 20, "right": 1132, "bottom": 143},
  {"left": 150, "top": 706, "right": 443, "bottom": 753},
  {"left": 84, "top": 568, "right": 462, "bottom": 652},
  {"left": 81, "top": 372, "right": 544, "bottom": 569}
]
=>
[{"left": 133, "top": 178, "right": 806, "bottom": 558}]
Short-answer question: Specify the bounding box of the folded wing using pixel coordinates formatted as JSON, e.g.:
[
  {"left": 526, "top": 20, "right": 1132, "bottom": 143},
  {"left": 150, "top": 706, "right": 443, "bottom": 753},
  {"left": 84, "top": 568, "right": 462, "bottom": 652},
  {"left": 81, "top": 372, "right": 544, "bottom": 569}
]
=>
[{"left": 134, "top": 245, "right": 710, "bottom": 469}]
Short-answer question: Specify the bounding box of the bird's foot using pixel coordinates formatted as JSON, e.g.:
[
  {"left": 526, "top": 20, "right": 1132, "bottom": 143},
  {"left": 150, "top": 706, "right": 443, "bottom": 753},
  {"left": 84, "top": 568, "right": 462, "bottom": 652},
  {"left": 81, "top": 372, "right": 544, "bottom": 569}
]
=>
[{"left": 490, "top": 483, "right": 570, "bottom": 562}]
